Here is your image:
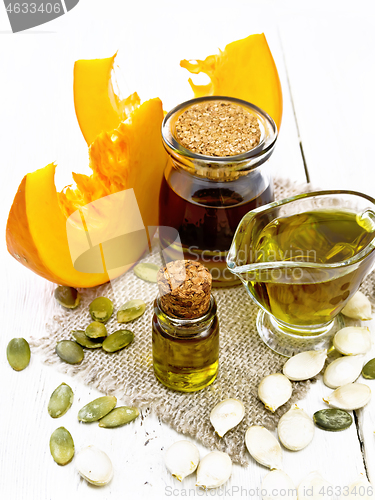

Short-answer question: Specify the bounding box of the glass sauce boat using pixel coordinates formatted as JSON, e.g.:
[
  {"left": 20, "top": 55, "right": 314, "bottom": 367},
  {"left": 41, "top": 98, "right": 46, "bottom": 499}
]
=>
[{"left": 227, "top": 190, "right": 375, "bottom": 356}]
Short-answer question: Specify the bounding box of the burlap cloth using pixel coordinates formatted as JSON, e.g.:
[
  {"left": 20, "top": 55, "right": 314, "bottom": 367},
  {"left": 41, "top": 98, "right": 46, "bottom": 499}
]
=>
[{"left": 30, "top": 177, "right": 375, "bottom": 466}]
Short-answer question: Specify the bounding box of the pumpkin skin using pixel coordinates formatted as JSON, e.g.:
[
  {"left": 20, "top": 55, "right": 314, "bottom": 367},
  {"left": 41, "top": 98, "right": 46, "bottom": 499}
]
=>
[
  {"left": 180, "top": 33, "right": 283, "bottom": 130},
  {"left": 6, "top": 163, "right": 108, "bottom": 287},
  {"left": 6, "top": 97, "right": 167, "bottom": 287}
]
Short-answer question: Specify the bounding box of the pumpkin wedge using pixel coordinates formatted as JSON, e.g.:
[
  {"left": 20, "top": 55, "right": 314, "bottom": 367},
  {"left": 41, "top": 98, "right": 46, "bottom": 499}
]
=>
[
  {"left": 180, "top": 33, "right": 283, "bottom": 129},
  {"left": 74, "top": 53, "right": 140, "bottom": 146},
  {"left": 6, "top": 97, "right": 167, "bottom": 287},
  {"left": 6, "top": 163, "right": 108, "bottom": 286}
]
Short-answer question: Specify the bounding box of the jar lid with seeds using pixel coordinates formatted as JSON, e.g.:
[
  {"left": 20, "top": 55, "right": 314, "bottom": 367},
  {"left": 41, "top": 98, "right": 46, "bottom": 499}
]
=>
[{"left": 162, "top": 96, "right": 277, "bottom": 181}]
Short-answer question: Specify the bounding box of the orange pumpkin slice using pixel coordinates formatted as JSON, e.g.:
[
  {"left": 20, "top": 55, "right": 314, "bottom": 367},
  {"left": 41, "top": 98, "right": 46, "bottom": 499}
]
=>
[
  {"left": 74, "top": 53, "right": 140, "bottom": 146},
  {"left": 180, "top": 33, "right": 283, "bottom": 129},
  {"left": 6, "top": 97, "right": 167, "bottom": 287}
]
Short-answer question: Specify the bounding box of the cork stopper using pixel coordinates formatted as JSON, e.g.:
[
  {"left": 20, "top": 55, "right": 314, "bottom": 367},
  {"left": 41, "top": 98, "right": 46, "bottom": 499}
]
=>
[{"left": 157, "top": 260, "right": 212, "bottom": 319}]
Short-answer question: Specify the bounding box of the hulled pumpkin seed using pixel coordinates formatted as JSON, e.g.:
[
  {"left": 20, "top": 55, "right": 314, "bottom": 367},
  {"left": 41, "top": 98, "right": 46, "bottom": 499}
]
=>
[
  {"left": 56, "top": 340, "right": 84, "bottom": 364},
  {"left": 54, "top": 286, "right": 80, "bottom": 309},
  {"left": 48, "top": 383, "right": 74, "bottom": 418},
  {"left": 71, "top": 330, "right": 103, "bottom": 349},
  {"left": 313, "top": 409, "right": 353, "bottom": 431},
  {"left": 117, "top": 300, "right": 146, "bottom": 323},
  {"left": 85, "top": 321, "right": 107, "bottom": 339},
  {"left": 89, "top": 297, "right": 114, "bottom": 323},
  {"left": 133, "top": 263, "right": 159, "bottom": 283},
  {"left": 99, "top": 406, "right": 139, "bottom": 428},
  {"left": 362, "top": 358, "right": 375, "bottom": 379},
  {"left": 50, "top": 427, "right": 74, "bottom": 465},
  {"left": 76, "top": 445, "right": 113, "bottom": 486},
  {"left": 78, "top": 396, "right": 117, "bottom": 422},
  {"left": 102, "top": 330, "right": 134, "bottom": 353},
  {"left": 6, "top": 338, "right": 30, "bottom": 371}
]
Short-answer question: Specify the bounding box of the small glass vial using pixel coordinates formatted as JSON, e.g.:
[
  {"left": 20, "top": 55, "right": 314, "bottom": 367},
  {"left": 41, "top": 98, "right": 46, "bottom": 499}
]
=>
[{"left": 152, "top": 260, "right": 219, "bottom": 392}]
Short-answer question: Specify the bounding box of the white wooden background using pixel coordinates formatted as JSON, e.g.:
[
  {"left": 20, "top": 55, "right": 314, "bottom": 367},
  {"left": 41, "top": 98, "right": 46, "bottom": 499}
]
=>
[{"left": 1, "top": 1, "right": 375, "bottom": 498}]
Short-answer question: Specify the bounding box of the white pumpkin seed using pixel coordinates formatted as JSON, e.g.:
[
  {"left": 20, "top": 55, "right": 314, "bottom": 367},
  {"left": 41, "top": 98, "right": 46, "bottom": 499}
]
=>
[
  {"left": 346, "top": 476, "right": 373, "bottom": 500},
  {"left": 258, "top": 373, "right": 293, "bottom": 412},
  {"left": 196, "top": 451, "right": 232, "bottom": 489},
  {"left": 283, "top": 349, "right": 327, "bottom": 381},
  {"left": 50, "top": 427, "right": 74, "bottom": 466},
  {"left": 99, "top": 406, "right": 139, "bottom": 428},
  {"left": 245, "top": 426, "right": 283, "bottom": 470},
  {"left": 165, "top": 440, "right": 200, "bottom": 481},
  {"left": 323, "top": 383, "right": 371, "bottom": 410},
  {"left": 278, "top": 406, "right": 314, "bottom": 451},
  {"left": 6, "top": 338, "right": 31, "bottom": 371},
  {"left": 333, "top": 327, "right": 371, "bottom": 355},
  {"left": 210, "top": 398, "right": 245, "bottom": 437},
  {"left": 78, "top": 396, "right": 117, "bottom": 422},
  {"left": 117, "top": 299, "right": 146, "bottom": 323},
  {"left": 298, "top": 471, "right": 333, "bottom": 500},
  {"left": 262, "top": 470, "right": 296, "bottom": 500},
  {"left": 48, "top": 383, "right": 74, "bottom": 418},
  {"left": 323, "top": 355, "right": 364, "bottom": 389},
  {"left": 76, "top": 445, "right": 113, "bottom": 486},
  {"left": 341, "top": 291, "right": 372, "bottom": 320},
  {"left": 134, "top": 263, "right": 159, "bottom": 283}
]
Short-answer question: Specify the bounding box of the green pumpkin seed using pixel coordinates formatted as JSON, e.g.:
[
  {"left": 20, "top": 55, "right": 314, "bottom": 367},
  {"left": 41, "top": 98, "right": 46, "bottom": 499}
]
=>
[
  {"left": 89, "top": 297, "right": 114, "bottom": 323},
  {"left": 71, "top": 330, "right": 103, "bottom": 349},
  {"left": 117, "top": 299, "right": 146, "bottom": 323},
  {"left": 133, "top": 263, "right": 159, "bottom": 283},
  {"left": 362, "top": 358, "right": 375, "bottom": 379},
  {"left": 85, "top": 321, "right": 107, "bottom": 339},
  {"left": 102, "top": 330, "right": 134, "bottom": 353},
  {"left": 50, "top": 427, "right": 75, "bottom": 465},
  {"left": 78, "top": 396, "right": 117, "bottom": 422},
  {"left": 6, "top": 338, "right": 30, "bottom": 371},
  {"left": 48, "top": 383, "right": 74, "bottom": 418},
  {"left": 99, "top": 406, "right": 140, "bottom": 428},
  {"left": 54, "top": 286, "right": 80, "bottom": 309},
  {"left": 56, "top": 340, "right": 84, "bottom": 364},
  {"left": 313, "top": 409, "right": 353, "bottom": 431}
]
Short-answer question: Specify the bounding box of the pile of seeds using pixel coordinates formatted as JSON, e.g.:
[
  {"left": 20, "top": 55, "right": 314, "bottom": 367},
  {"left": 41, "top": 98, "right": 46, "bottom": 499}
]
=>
[
  {"left": 52, "top": 263, "right": 159, "bottom": 363},
  {"left": 53, "top": 287, "right": 149, "bottom": 365},
  {"left": 175, "top": 101, "right": 261, "bottom": 157},
  {"left": 162, "top": 291, "right": 375, "bottom": 491},
  {"left": 47, "top": 383, "right": 139, "bottom": 483},
  {"left": 6, "top": 281, "right": 375, "bottom": 491}
]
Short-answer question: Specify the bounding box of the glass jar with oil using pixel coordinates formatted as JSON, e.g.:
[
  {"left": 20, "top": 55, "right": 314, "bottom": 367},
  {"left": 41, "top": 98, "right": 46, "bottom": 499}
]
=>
[
  {"left": 160, "top": 96, "right": 277, "bottom": 288},
  {"left": 152, "top": 260, "right": 219, "bottom": 392},
  {"left": 227, "top": 190, "right": 375, "bottom": 356}
]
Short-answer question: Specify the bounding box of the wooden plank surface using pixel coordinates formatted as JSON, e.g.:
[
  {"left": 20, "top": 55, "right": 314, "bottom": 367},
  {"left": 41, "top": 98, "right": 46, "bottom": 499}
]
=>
[{"left": 1, "top": 1, "right": 374, "bottom": 498}]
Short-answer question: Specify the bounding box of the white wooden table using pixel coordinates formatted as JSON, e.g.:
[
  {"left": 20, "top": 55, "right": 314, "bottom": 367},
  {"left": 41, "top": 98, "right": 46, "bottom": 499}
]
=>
[{"left": 1, "top": 1, "right": 375, "bottom": 498}]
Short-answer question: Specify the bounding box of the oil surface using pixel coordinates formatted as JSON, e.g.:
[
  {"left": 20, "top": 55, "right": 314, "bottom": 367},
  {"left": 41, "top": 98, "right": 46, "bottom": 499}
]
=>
[{"left": 247, "top": 209, "right": 375, "bottom": 327}]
